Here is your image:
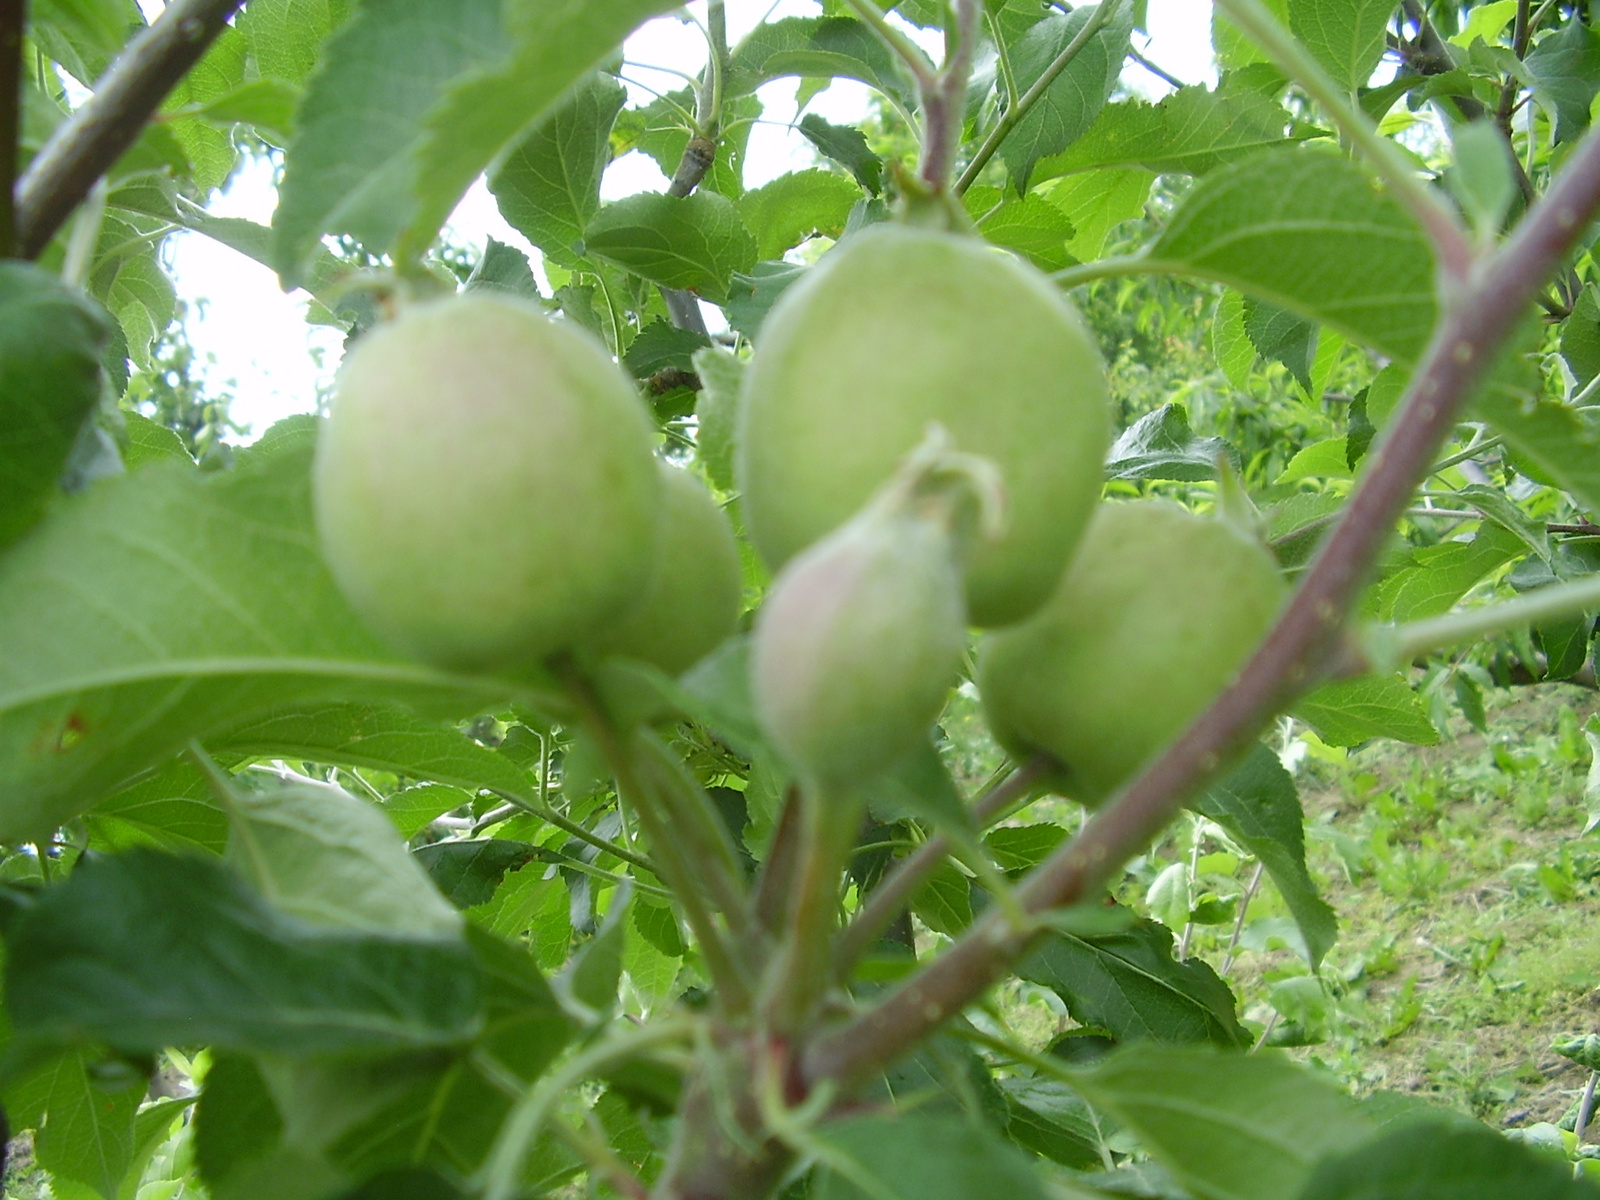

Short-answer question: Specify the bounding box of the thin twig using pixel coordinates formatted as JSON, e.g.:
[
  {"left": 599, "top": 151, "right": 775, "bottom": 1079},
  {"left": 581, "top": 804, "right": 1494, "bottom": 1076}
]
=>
[
  {"left": 1578, "top": 1070, "right": 1599, "bottom": 1143},
  {"left": 488, "top": 788, "right": 656, "bottom": 875},
  {"left": 0, "top": 0, "right": 24, "bottom": 258},
  {"left": 801, "top": 110, "right": 1600, "bottom": 1096},
  {"left": 1213, "top": 0, "right": 1474, "bottom": 282},
  {"left": 832, "top": 756, "right": 1050, "bottom": 978},
  {"left": 1220, "top": 861, "right": 1264, "bottom": 977},
  {"left": 16, "top": 0, "right": 245, "bottom": 259},
  {"left": 918, "top": 0, "right": 981, "bottom": 190},
  {"left": 1128, "top": 46, "right": 1185, "bottom": 91},
  {"left": 955, "top": 0, "right": 1124, "bottom": 195}
]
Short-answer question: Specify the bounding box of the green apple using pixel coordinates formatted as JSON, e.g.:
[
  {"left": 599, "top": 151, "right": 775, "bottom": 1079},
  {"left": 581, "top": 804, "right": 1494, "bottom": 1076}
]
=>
[
  {"left": 314, "top": 293, "right": 660, "bottom": 673},
  {"left": 978, "top": 501, "right": 1285, "bottom": 805},
  {"left": 737, "top": 223, "right": 1110, "bottom": 628},
  {"left": 591, "top": 462, "right": 743, "bottom": 676}
]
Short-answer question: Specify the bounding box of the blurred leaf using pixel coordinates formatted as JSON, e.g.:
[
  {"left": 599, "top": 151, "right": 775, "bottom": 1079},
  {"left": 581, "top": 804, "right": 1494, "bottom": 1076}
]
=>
[
  {"left": 0, "top": 448, "right": 513, "bottom": 842},
  {"left": 489, "top": 73, "right": 626, "bottom": 269},
  {"left": 725, "top": 259, "right": 808, "bottom": 342},
  {"left": 1019, "top": 916, "right": 1248, "bottom": 1048},
  {"left": 737, "top": 169, "right": 860, "bottom": 261},
  {"left": 692, "top": 347, "right": 744, "bottom": 491},
  {"left": 1146, "top": 148, "right": 1436, "bottom": 363},
  {"left": 911, "top": 860, "right": 973, "bottom": 936},
  {"left": 0, "top": 264, "right": 109, "bottom": 550},
  {"left": 1291, "top": 675, "right": 1440, "bottom": 747},
  {"left": 1073, "top": 1044, "right": 1374, "bottom": 1200},
  {"left": 795, "top": 115, "right": 883, "bottom": 195},
  {"left": 1106, "top": 403, "right": 1237, "bottom": 482},
  {"left": 1037, "top": 85, "right": 1290, "bottom": 180},
  {"left": 7, "top": 849, "right": 481, "bottom": 1061},
  {"left": 584, "top": 192, "right": 757, "bottom": 303},
  {"left": 1448, "top": 121, "right": 1516, "bottom": 235},
  {"left": 194, "top": 1054, "right": 283, "bottom": 1196},
  {"left": 1196, "top": 745, "right": 1337, "bottom": 970},
  {"left": 1002, "top": 4, "right": 1134, "bottom": 193},
  {"left": 223, "top": 779, "right": 462, "bottom": 938},
  {"left": 1301, "top": 1120, "right": 1597, "bottom": 1199},
  {"left": 812, "top": 1111, "right": 1053, "bottom": 1200}
]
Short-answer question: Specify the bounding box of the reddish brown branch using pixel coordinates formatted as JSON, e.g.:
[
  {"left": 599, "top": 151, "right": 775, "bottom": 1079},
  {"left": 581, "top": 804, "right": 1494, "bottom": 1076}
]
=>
[
  {"left": 15, "top": 0, "right": 244, "bottom": 259},
  {"left": 801, "top": 119, "right": 1600, "bottom": 1094}
]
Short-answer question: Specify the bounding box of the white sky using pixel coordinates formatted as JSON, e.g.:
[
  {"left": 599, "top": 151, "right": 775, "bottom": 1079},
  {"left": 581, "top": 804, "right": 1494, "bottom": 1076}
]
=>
[{"left": 151, "top": 0, "right": 1217, "bottom": 439}]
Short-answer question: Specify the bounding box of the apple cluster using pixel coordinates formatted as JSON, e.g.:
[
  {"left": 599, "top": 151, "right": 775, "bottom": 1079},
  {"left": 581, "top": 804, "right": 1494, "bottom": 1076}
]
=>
[{"left": 312, "top": 221, "right": 1285, "bottom": 810}]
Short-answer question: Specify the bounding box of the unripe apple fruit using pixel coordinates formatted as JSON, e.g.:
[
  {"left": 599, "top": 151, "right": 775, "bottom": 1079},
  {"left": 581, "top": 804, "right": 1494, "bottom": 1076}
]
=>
[
  {"left": 590, "top": 463, "right": 743, "bottom": 676},
  {"left": 737, "top": 223, "right": 1110, "bottom": 628},
  {"left": 978, "top": 502, "right": 1285, "bottom": 805},
  {"left": 751, "top": 457, "right": 972, "bottom": 792},
  {"left": 314, "top": 294, "right": 660, "bottom": 673}
]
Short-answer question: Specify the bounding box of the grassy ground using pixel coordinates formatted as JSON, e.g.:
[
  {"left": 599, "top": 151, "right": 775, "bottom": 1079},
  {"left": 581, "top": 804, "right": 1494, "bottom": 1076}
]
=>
[{"left": 1230, "top": 683, "right": 1600, "bottom": 1128}]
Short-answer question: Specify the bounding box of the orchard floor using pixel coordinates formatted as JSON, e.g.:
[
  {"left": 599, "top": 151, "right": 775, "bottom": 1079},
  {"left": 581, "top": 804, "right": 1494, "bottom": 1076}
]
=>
[{"left": 1268, "top": 681, "right": 1600, "bottom": 1131}]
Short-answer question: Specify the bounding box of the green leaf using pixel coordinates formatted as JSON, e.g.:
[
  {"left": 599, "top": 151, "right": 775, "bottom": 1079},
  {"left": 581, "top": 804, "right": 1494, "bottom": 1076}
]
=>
[
  {"left": 1474, "top": 389, "right": 1600, "bottom": 516},
  {"left": 1042, "top": 167, "right": 1152, "bottom": 260},
  {"left": 7, "top": 849, "right": 482, "bottom": 1061},
  {"left": 1213, "top": 0, "right": 1290, "bottom": 71},
  {"left": 1036, "top": 85, "right": 1291, "bottom": 180},
  {"left": 1527, "top": 17, "right": 1600, "bottom": 145},
  {"left": 1373, "top": 522, "right": 1525, "bottom": 622},
  {"left": 964, "top": 186, "right": 1077, "bottom": 270},
  {"left": 274, "top": 0, "right": 677, "bottom": 283},
  {"left": 726, "top": 16, "right": 917, "bottom": 111},
  {"left": 812, "top": 1111, "right": 1053, "bottom": 1200},
  {"left": 1073, "top": 1044, "right": 1374, "bottom": 1200},
  {"left": 1002, "top": 4, "right": 1134, "bottom": 193},
  {"left": 214, "top": 702, "right": 534, "bottom": 797},
  {"left": 0, "top": 264, "right": 108, "bottom": 550},
  {"left": 465, "top": 238, "right": 541, "bottom": 300},
  {"left": 0, "top": 447, "right": 511, "bottom": 843},
  {"left": 1449, "top": 121, "right": 1516, "bottom": 236},
  {"left": 1561, "top": 287, "right": 1600, "bottom": 385},
  {"left": 90, "top": 238, "right": 175, "bottom": 371},
  {"left": 1195, "top": 745, "right": 1337, "bottom": 970},
  {"left": 623, "top": 318, "right": 711, "bottom": 380},
  {"left": 488, "top": 72, "right": 626, "bottom": 269},
  {"left": 32, "top": 1048, "right": 141, "bottom": 1200},
  {"left": 84, "top": 760, "right": 228, "bottom": 855},
  {"left": 795, "top": 114, "right": 884, "bottom": 195},
  {"left": 564, "top": 886, "right": 630, "bottom": 1016},
  {"left": 194, "top": 1054, "right": 284, "bottom": 1195},
  {"left": 415, "top": 840, "right": 541, "bottom": 908},
  {"left": 237, "top": 0, "right": 354, "bottom": 86},
  {"left": 1000, "top": 1077, "right": 1103, "bottom": 1169},
  {"left": 1106, "top": 403, "right": 1237, "bottom": 482},
  {"left": 223, "top": 780, "right": 462, "bottom": 938},
  {"left": 1146, "top": 148, "right": 1437, "bottom": 363},
  {"left": 1019, "top": 916, "right": 1248, "bottom": 1048},
  {"left": 399, "top": 0, "right": 687, "bottom": 262},
  {"left": 30, "top": 0, "right": 138, "bottom": 84},
  {"left": 737, "top": 169, "right": 861, "bottom": 262},
  {"left": 583, "top": 191, "right": 757, "bottom": 303},
  {"left": 1244, "top": 297, "right": 1316, "bottom": 394},
  {"left": 692, "top": 347, "right": 745, "bottom": 492},
  {"left": 1287, "top": 0, "right": 1392, "bottom": 91},
  {"left": 271, "top": 0, "right": 503, "bottom": 281},
  {"left": 1300, "top": 1119, "right": 1598, "bottom": 1200},
  {"left": 724, "top": 259, "right": 808, "bottom": 341},
  {"left": 911, "top": 861, "right": 973, "bottom": 936},
  {"left": 1290, "top": 674, "right": 1440, "bottom": 747},
  {"left": 983, "top": 823, "right": 1067, "bottom": 877}
]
